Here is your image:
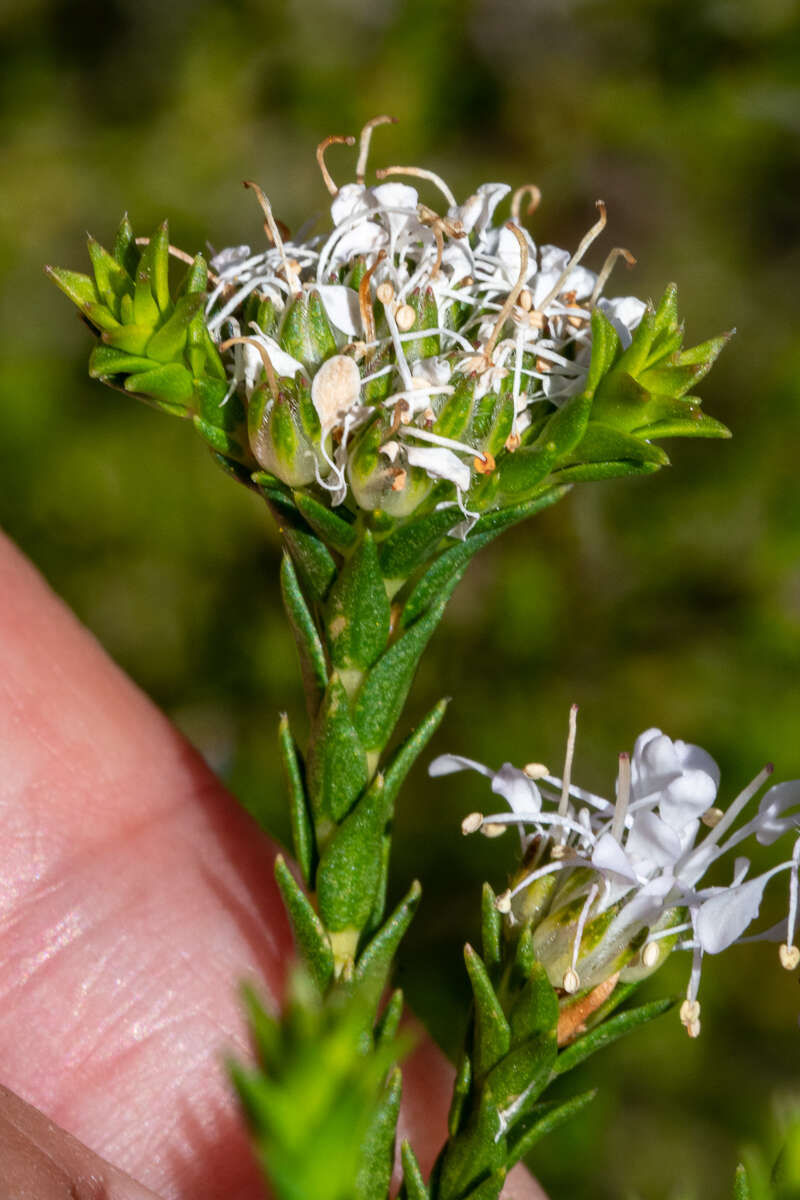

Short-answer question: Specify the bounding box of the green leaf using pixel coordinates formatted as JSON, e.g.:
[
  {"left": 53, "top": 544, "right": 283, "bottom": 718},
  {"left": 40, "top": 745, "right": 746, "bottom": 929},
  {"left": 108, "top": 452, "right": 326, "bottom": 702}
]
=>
[
  {"left": 507, "top": 961, "right": 559, "bottom": 1047},
  {"left": 541, "top": 391, "right": 592, "bottom": 457},
  {"left": 632, "top": 410, "right": 732, "bottom": 440},
  {"left": 145, "top": 293, "right": 205, "bottom": 363},
  {"left": 570, "top": 422, "right": 670, "bottom": 468},
  {"left": 113, "top": 214, "right": 140, "bottom": 276},
  {"left": 354, "top": 597, "right": 447, "bottom": 754},
  {"left": 294, "top": 491, "right": 358, "bottom": 553},
  {"left": 307, "top": 673, "right": 369, "bottom": 827},
  {"left": 89, "top": 345, "right": 157, "bottom": 378},
  {"left": 326, "top": 531, "right": 391, "bottom": 673},
  {"left": 448, "top": 1052, "right": 472, "bottom": 1138},
  {"left": 375, "top": 988, "right": 404, "bottom": 1049},
  {"left": 381, "top": 698, "right": 449, "bottom": 809},
  {"left": 316, "top": 774, "right": 394, "bottom": 933},
  {"left": 281, "top": 290, "right": 337, "bottom": 367},
  {"left": 552, "top": 459, "right": 661, "bottom": 483},
  {"left": 354, "top": 1067, "right": 402, "bottom": 1200},
  {"left": 554, "top": 996, "right": 676, "bottom": 1076},
  {"left": 278, "top": 715, "right": 316, "bottom": 888},
  {"left": 486, "top": 1029, "right": 557, "bottom": 1121},
  {"left": 377, "top": 506, "right": 463, "bottom": 581},
  {"left": 124, "top": 362, "right": 194, "bottom": 407},
  {"left": 400, "top": 1141, "right": 430, "bottom": 1200},
  {"left": 87, "top": 235, "right": 133, "bottom": 312},
  {"left": 462, "top": 1169, "right": 506, "bottom": 1200},
  {"left": 280, "top": 553, "right": 328, "bottom": 719},
  {"left": 45, "top": 265, "right": 99, "bottom": 310},
  {"left": 480, "top": 883, "right": 503, "bottom": 976},
  {"left": 585, "top": 308, "right": 621, "bottom": 396},
  {"left": 400, "top": 534, "right": 492, "bottom": 629},
  {"left": 467, "top": 483, "right": 571, "bottom": 540},
  {"left": 507, "top": 1089, "right": 596, "bottom": 1163},
  {"left": 274, "top": 855, "right": 334, "bottom": 995},
  {"left": 264, "top": 493, "right": 337, "bottom": 602},
  {"left": 495, "top": 441, "right": 557, "bottom": 501},
  {"left": 734, "top": 1164, "right": 753, "bottom": 1200},
  {"left": 354, "top": 882, "right": 422, "bottom": 1004},
  {"left": 464, "top": 944, "right": 511, "bottom": 1080}
]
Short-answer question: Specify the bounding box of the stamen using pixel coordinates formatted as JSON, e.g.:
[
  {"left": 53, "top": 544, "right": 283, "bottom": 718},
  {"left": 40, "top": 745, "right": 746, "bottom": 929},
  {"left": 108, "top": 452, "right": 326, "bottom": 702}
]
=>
[
  {"left": 356, "top": 115, "right": 397, "bottom": 184},
  {"left": 218, "top": 335, "right": 279, "bottom": 401},
  {"left": 779, "top": 944, "right": 800, "bottom": 971},
  {"left": 518, "top": 288, "right": 533, "bottom": 311},
  {"left": 316, "top": 134, "right": 357, "bottom": 196},
  {"left": 699, "top": 763, "right": 774, "bottom": 853},
  {"left": 482, "top": 223, "right": 530, "bottom": 364},
  {"left": 558, "top": 704, "right": 579, "bottom": 819},
  {"left": 402, "top": 424, "right": 487, "bottom": 463},
  {"left": 375, "top": 165, "right": 457, "bottom": 209},
  {"left": 611, "top": 752, "right": 631, "bottom": 843},
  {"left": 375, "top": 280, "right": 395, "bottom": 305},
  {"left": 474, "top": 451, "right": 495, "bottom": 475},
  {"left": 702, "top": 807, "right": 724, "bottom": 828},
  {"left": 243, "top": 181, "right": 301, "bottom": 294},
  {"left": 570, "top": 883, "right": 599, "bottom": 980},
  {"left": 481, "top": 822, "right": 507, "bottom": 838},
  {"left": 510, "top": 184, "right": 542, "bottom": 225},
  {"left": 680, "top": 998, "right": 700, "bottom": 1026},
  {"left": 358, "top": 249, "right": 387, "bottom": 343},
  {"left": 536, "top": 200, "right": 608, "bottom": 314},
  {"left": 781, "top": 838, "right": 800, "bottom": 965},
  {"left": 496, "top": 889, "right": 512, "bottom": 914},
  {"left": 589, "top": 246, "right": 637, "bottom": 307}
]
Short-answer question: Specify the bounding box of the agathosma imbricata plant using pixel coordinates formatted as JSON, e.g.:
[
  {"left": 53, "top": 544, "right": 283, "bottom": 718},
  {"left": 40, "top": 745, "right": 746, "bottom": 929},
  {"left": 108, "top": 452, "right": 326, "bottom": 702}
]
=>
[{"left": 48, "top": 116, "right": 800, "bottom": 1199}]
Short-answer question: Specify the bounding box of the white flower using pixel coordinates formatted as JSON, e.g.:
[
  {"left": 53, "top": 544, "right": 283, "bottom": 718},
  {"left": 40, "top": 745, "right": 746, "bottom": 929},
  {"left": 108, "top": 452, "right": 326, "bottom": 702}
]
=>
[
  {"left": 431, "top": 713, "right": 800, "bottom": 1036},
  {"left": 204, "top": 119, "right": 649, "bottom": 507}
]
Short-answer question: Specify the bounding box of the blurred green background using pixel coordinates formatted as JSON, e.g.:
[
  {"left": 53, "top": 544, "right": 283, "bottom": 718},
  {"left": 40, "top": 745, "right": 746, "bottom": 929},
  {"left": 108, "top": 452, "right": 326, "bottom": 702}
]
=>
[{"left": 2, "top": 0, "right": 800, "bottom": 1195}]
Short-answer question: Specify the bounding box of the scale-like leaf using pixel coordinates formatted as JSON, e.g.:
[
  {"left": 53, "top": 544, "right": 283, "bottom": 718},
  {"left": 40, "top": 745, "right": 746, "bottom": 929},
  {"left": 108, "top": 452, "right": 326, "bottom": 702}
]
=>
[
  {"left": 274, "top": 855, "right": 334, "bottom": 994},
  {"left": 278, "top": 715, "right": 316, "bottom": 888},
  {"left": 280, "top": 553, "right": 328, "bottom": 718}
]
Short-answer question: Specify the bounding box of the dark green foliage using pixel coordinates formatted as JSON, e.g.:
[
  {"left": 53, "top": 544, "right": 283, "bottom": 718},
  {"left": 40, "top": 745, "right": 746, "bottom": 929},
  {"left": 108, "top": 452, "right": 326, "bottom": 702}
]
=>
[
  {"left": 274, "top": 855, "right": 334, "bottom": 995},
  {"left": 280, "top": 554, "right": 328, "bottom": 719}
]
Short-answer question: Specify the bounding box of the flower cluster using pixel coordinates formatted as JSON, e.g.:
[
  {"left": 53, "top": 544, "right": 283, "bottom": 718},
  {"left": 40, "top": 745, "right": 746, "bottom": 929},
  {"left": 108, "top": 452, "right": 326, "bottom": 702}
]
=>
[{"left": 431, "top": 709, "right": 800, "bottom": 1036}]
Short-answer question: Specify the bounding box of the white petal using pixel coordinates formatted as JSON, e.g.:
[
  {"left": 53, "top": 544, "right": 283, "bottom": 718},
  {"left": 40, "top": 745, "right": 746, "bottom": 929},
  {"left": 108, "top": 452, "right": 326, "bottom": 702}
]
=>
[
  {"left": 316, "top": 285, "right": 362, "bottom": 336},
  {"left": 625, "top": 810, "right": 683, "bottom": 870},
  {"left": 491, "top": 764, "right": 542, "bottom": 816},
  {"left": 592, "top": 833, "right": 638, "bottom": 883},
  {"left": 695, "top": 875, "right": 770, "bottom": 954},
  {"left": 597, "top": 296, "right": 647, "bottom": 349},
  {"left": 428, "top": 753, "right": 494, "bottom": 779},
  {"left": 450, "top": 183, "right": 511, "bottom": 235},
  {"left": 405, "top": 444, "right": 471, "bottom": 492},
  {"left": 331, "top": 183, "right": 369, "bottom": 226},
  {"left": 660, "top": 768, "right": 719, "bottom": 829},
  {"left": 756, "top": 781, "right": 800, "bottom": 846},
  {"left": 210, "top": 244, "right": 251, "bottom": 272},
  {"left": 674, "top": 739, "right": 721, "bottom": 789},
  {"left": 247, "top": 335, "right": 304, "bottom": 383}
]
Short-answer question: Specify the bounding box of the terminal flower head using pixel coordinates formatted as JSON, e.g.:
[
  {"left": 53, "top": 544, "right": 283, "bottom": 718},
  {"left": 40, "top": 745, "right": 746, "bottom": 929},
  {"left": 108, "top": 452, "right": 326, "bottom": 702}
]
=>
[
  {"left": 49, "top": 117, "right": 730, "bottom": 538},
  {"left": 431, "top": 709, "right": 800, "bottom": 1035}
]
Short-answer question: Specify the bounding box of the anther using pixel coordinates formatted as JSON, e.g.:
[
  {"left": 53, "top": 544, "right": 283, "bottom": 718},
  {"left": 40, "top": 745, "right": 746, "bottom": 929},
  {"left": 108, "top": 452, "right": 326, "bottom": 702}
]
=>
[
  {"left": 550, "top": 843, "right": 568, "bottom": 860},
  {"left": 779, "top": 944, "right": 800, "bottom": 971},
  {"left": 316, "top": 134, "right": 357, "bottom": 196},
  {"left": 481, "top": 822, "right": 507, "bottom": 838},
  {"left": 496, "top": 890, "right": 512, "bottom": 914},
  {"left": 687, "top": 1018, "right": 702, "bottom": 1039},
  {"left": 395, "top": 304, "right": 416, "bottom": 332},
  {"left": 505, "top": 432, "right": 521, "bottom": 452},
  {"left": 510, "top": 183, "right": 542, "bottom": 225},
  {"left": 701, "top": 806, "right": 724, "bottom": 828},
  {"left": 462, "top": 812, "right": 483, "bottom": 835},
  {"left": 680, "top": 998, "right": 700, "bottom": 1026},
  {"left": 562, "top": 968, "right": 580, "bottom": 994},
  {"left": 218, "top": 336, "right": 279, "bottom": 401},
  {"left": 529, "top": 311, "right": 546, "bottom": 330},
  {"left": 642, "top": 942, "right": 660, "bottom": 969},
  {"left": 390, "top": 468, "right": 407, "bottom": 492},
  {"left": 523, "top": 762, "right": 549, "bottom": 779},
  {"left": 356, "top": 115, "right": 397, "bottom": 184},
  {"left": 474, "top": 450, "right": 495, "bottom": 475},
  {"left": 375, "top": 281, "right": 395, "bottom": 305},
  {"left": 518, "top": 288, "right": 532, "bottom": 312}
]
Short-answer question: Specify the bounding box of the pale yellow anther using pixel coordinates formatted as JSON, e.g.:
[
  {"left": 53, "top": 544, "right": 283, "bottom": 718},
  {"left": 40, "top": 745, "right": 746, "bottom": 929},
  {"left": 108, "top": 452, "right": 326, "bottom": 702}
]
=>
[
  {"left": 496, "top": 889, "right": 512, "bottom": 914},
  {"left": 701, "top": 806, "right": 724, "bottom": 828},
  {"left": 390, "top": 468, "right": 407, "bottom": 492},
  {"left": 550, "top": 842, "right": 568, "bottom": 860},
  {"left": 642, "top": 942, "right": 660, "bottom": 969},
  {"left": 523, "top": 761, "right": 549, "bottom": 779},
  {"left": 779, "top": 943, "right": 800, "bottom": 971},
  {"left": 562, "top": 968, "right": 581, "bottom": 995},
  {"left": 505, "top": 432, "right": 521, "bottom": 452},
  {"left": 680, "top": 999, "right": 701, "bottom": 1026},
  {"left": 518, "top": 288, "right": 533, "bottom": 312},
  {"left": 687, "top": 1018, "right": 702, "bottom": 1039},
  {"left": 395, "top": 304, "right": 416, "bottom": 332},
  {"left": 529, "top": 310, "right": 546, "bottom": 330},
  {"left": 375, "top": 281, "right": 395, "bottom": 305},
  {"left": 481, "top": 822, "right": 506, "bottom": 838},
  {"left": 535, "top": 356, "right": 550, "bottom": 373},
  {"left": 461, "top": 811, "right": 483, "bottom": 835},
  {"left": 473, "top": 450, "right": 495, "bottom": 475}
]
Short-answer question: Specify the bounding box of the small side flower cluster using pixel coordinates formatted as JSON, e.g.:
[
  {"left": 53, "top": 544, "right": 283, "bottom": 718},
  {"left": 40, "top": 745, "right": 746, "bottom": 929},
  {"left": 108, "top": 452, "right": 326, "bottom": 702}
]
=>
[{"left": 431, "top": 709, "right": 800, "bottom": 1036}]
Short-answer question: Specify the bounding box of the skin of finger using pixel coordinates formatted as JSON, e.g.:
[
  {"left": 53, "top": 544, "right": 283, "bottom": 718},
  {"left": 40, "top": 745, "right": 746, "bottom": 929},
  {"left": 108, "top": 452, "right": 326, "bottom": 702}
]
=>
[
  {"left": 0, "top": 530, "right": 544, "bottom": 1199},
  {"left": 0, "top": 1082, "right": 161, "bottom": 1199}
]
